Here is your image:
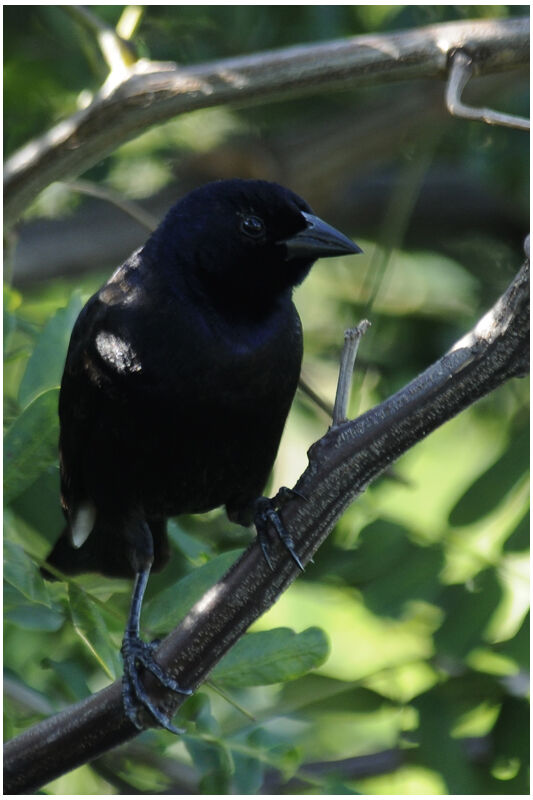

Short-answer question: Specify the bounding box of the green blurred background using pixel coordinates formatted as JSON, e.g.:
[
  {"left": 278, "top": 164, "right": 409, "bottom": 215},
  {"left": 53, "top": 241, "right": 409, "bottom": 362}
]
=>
[{"left": 4, "top": 5, "right": 529, "bottom": 795}]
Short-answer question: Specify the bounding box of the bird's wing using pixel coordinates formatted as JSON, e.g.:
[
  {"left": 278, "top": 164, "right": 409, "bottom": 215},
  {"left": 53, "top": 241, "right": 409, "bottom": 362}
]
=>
[
  {"left": 58, "top": 289, "right": 149, "bottom": 516},
  {"left": 58, "top": 293, "right": 105, "bottom": 519}
]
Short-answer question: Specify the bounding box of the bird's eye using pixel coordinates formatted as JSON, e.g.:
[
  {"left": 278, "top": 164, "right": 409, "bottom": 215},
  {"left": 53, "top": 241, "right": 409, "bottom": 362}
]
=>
[{"left": 240, "top": 215, "right": 265, "bottom": 238}]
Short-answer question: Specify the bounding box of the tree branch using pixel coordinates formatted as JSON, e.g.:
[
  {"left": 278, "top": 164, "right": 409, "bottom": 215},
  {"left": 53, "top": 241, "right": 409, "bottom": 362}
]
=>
[
  {"left": 4, "top": 247, "right": 529, "bottom": 794},
  {"left": 59, "top": 178, "right": 159, "bottom": 232},
  {"left": 4, "top": 16, "right": 529, "bottom": 227}
]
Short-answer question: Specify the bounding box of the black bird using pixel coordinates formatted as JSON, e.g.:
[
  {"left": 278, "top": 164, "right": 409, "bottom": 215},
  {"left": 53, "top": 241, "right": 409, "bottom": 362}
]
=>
[{"left": 43, "top": 179, "right": 361, "bottom": 732}]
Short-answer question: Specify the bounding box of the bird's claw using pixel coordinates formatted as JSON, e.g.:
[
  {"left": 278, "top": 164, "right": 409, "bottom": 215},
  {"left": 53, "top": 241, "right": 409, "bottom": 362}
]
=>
[
  {"left": 254, "top": 487, "right": 305, "bottom": 571},
  {"left": 121, "top": 632, "right": 191, "bottom": 734}
]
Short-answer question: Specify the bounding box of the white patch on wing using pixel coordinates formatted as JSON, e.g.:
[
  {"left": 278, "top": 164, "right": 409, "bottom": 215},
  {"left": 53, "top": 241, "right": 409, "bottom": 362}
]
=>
[
  {"left": 71, "top": 503, "right": 96, "bottom": 548},
  {"left": 95, "top": 330, "right": 142, "bottom": 374}
]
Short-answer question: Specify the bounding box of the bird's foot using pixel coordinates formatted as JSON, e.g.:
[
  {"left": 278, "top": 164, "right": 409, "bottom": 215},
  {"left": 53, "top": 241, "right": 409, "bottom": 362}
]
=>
[
  {"left": 254, "top": 487, "right": 305, "bottom": 571},
  {"left": 121, "top": 631, "right": 191, "bottom": 734}
]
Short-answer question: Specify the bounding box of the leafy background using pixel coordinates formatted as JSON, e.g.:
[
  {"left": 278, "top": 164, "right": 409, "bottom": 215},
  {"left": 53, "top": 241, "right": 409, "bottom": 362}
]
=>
[{"left": 3, "top": 5, "right": 529, "bottom": 795}]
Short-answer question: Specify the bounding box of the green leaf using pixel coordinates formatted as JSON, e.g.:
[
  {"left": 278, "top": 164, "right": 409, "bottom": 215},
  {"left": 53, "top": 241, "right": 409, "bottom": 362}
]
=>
[
  {"left": 232, "top": 750, "right": 264, "bottom": 794},
  {"left": 184, "top": 735, "right": 233, "bottom": 794},
  {"left": 4, "top": 309, "right": 16, "bottom": 354},
  {"left": 268, "top": 741, "right": 302, "bottom": 780},
  {"left": 10, "top": 465, "right": 64, "bottom": 546},
  {"left": 279, "top": 674, "right": 389, "bottom": 714},
  {"left": 4, "top": 388, "right": 59, "bottom": 505},
  {"left": 435, "top": 569, "right": 502, "bottom": 659},
  {"left": 4, "top": 284, "right": 22, "bottom": 313},
  {"left": 414, "top": 687, "right": 480, "bottom": 794},
  {"left": 211, "top": 627, "right": 329, "bottom": 687},
  {"left": 68, "top": 583, "right": 121, "bottom": 679},
  {"left": 343, "top": 520, "right": 414, "bottom": 583},
  {"left": 315, "top": 521, "right": 444, "bottom": 617},
  {"left": 4, "top": 602, "right": 65, "bottom": 632},
  {"left": 167, "top": 518, "right": 214, "bottom": 563},
  {"left": 495, "top": 611, "right": 529, "bottom": 670},
  {"left": 142, "top": 549, "right": 242, "bottom": 633},
  {"left": 3, "top": 538, "right": 51, "bottom": 606},
  {"left": 362, "top": 542, "right": 444, "bottom": 617},
  {"left": 244, "top": 728, "right": 302, "bottom": 779},
  {"left": 181, "top": 692, "right": 220, "bottom": 736},
  {"left": 491, "top": 696, "right": 529, "bottom": 791},
  {"left": 3, "top": 284, "right": 21, "bottom": 354},
  {"left": 42, "top": 658, "right": 92, "bottom": 703},
  {"left": 503, "top": 508, "right": 530, "bottom": 552},
  {"left": 18, "top": 292, "right": 82, "bottom": 409},
  {"left": 449, "top": 425, "right": 529, "bottom": 526},
  {"left": 4, "top": 581, "right": 65, "bottom": 632}
]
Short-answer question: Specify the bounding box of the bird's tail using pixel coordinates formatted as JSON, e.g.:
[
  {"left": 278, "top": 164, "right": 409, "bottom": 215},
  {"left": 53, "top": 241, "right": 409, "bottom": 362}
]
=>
[{"left": 41, "top": 516, "right": 170, "bottom": 580}]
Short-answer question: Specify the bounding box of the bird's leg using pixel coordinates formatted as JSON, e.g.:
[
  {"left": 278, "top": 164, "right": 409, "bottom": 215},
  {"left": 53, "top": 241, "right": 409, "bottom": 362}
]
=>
[
  {"left": 121, "top": 527, "right": 191, "bottom": 734},
  {"left": 254, "top": 487, "right": 304, "bottom": 571}
]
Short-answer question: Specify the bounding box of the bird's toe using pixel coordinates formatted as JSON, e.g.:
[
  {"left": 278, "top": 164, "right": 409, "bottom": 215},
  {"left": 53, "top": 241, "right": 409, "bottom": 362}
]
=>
[
  {"left": 121, "top": 633, "right": 190, "bottom": 734},
  {"left": 254, "top": 493, "right": 304, "bottom": 571}
]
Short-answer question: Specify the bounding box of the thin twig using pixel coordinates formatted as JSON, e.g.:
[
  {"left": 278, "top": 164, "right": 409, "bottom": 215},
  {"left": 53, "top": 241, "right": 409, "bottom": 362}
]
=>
[
  {"left": 332, "top": 320, "right": 371, "bottom": 426},
  {"left": 60, "top": 179, "right": 159, "bottom": 232},
  {"left": 446, "top": 49, "right": 530, "bottom": 130},
  {"left": 298, "top": 376, "right": 335, "bottom": 419}
]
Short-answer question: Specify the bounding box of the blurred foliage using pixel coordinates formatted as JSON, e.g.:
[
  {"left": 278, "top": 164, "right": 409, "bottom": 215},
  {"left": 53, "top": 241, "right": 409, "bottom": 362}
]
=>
[{"left": 3, "top": 4, "right": 529, "bottom": 796}]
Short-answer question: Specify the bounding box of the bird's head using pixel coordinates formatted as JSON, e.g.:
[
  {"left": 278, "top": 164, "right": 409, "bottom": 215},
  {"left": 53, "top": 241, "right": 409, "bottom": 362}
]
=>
[{"left": 146, "top": 179, "right": 361, "bottom": 315}]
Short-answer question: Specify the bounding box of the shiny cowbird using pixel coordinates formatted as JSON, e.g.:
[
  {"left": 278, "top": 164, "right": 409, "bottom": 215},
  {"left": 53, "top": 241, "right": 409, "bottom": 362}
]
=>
[{"left": 43, "top": 179, "right": 361, "bottom": 731}]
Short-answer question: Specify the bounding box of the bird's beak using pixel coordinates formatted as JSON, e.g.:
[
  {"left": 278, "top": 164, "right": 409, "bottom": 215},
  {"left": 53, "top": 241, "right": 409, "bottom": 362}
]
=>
[{"left": 282, "top": 212, "right": 362, "bottom": 261}]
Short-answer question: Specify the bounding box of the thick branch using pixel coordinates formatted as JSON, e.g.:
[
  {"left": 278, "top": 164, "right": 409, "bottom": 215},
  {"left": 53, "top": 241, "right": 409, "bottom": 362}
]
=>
[
  {"left": 4, "top": 16, "right": 529, "bottom": 227},
  {"left": 3, "top": 252, "right": 529, "bottom": 794}
]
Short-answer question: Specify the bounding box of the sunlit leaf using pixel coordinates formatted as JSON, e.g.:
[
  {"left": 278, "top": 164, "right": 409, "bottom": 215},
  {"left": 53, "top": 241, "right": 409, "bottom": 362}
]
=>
[
  {"left": 491, "top": 696, "right": 529, "bottom": 793},
  {"left": 495, "top": 611, "right": 529, "bottom": 671},
  {"left": 503, "top": 508, "right": 529, "bottom": 552}
]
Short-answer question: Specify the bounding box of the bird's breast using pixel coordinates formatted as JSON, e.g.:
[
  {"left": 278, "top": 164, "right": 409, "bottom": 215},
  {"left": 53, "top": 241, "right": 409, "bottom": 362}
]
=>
[{"left": 205, "top": 308, "right": 303, "bottom": 398}]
